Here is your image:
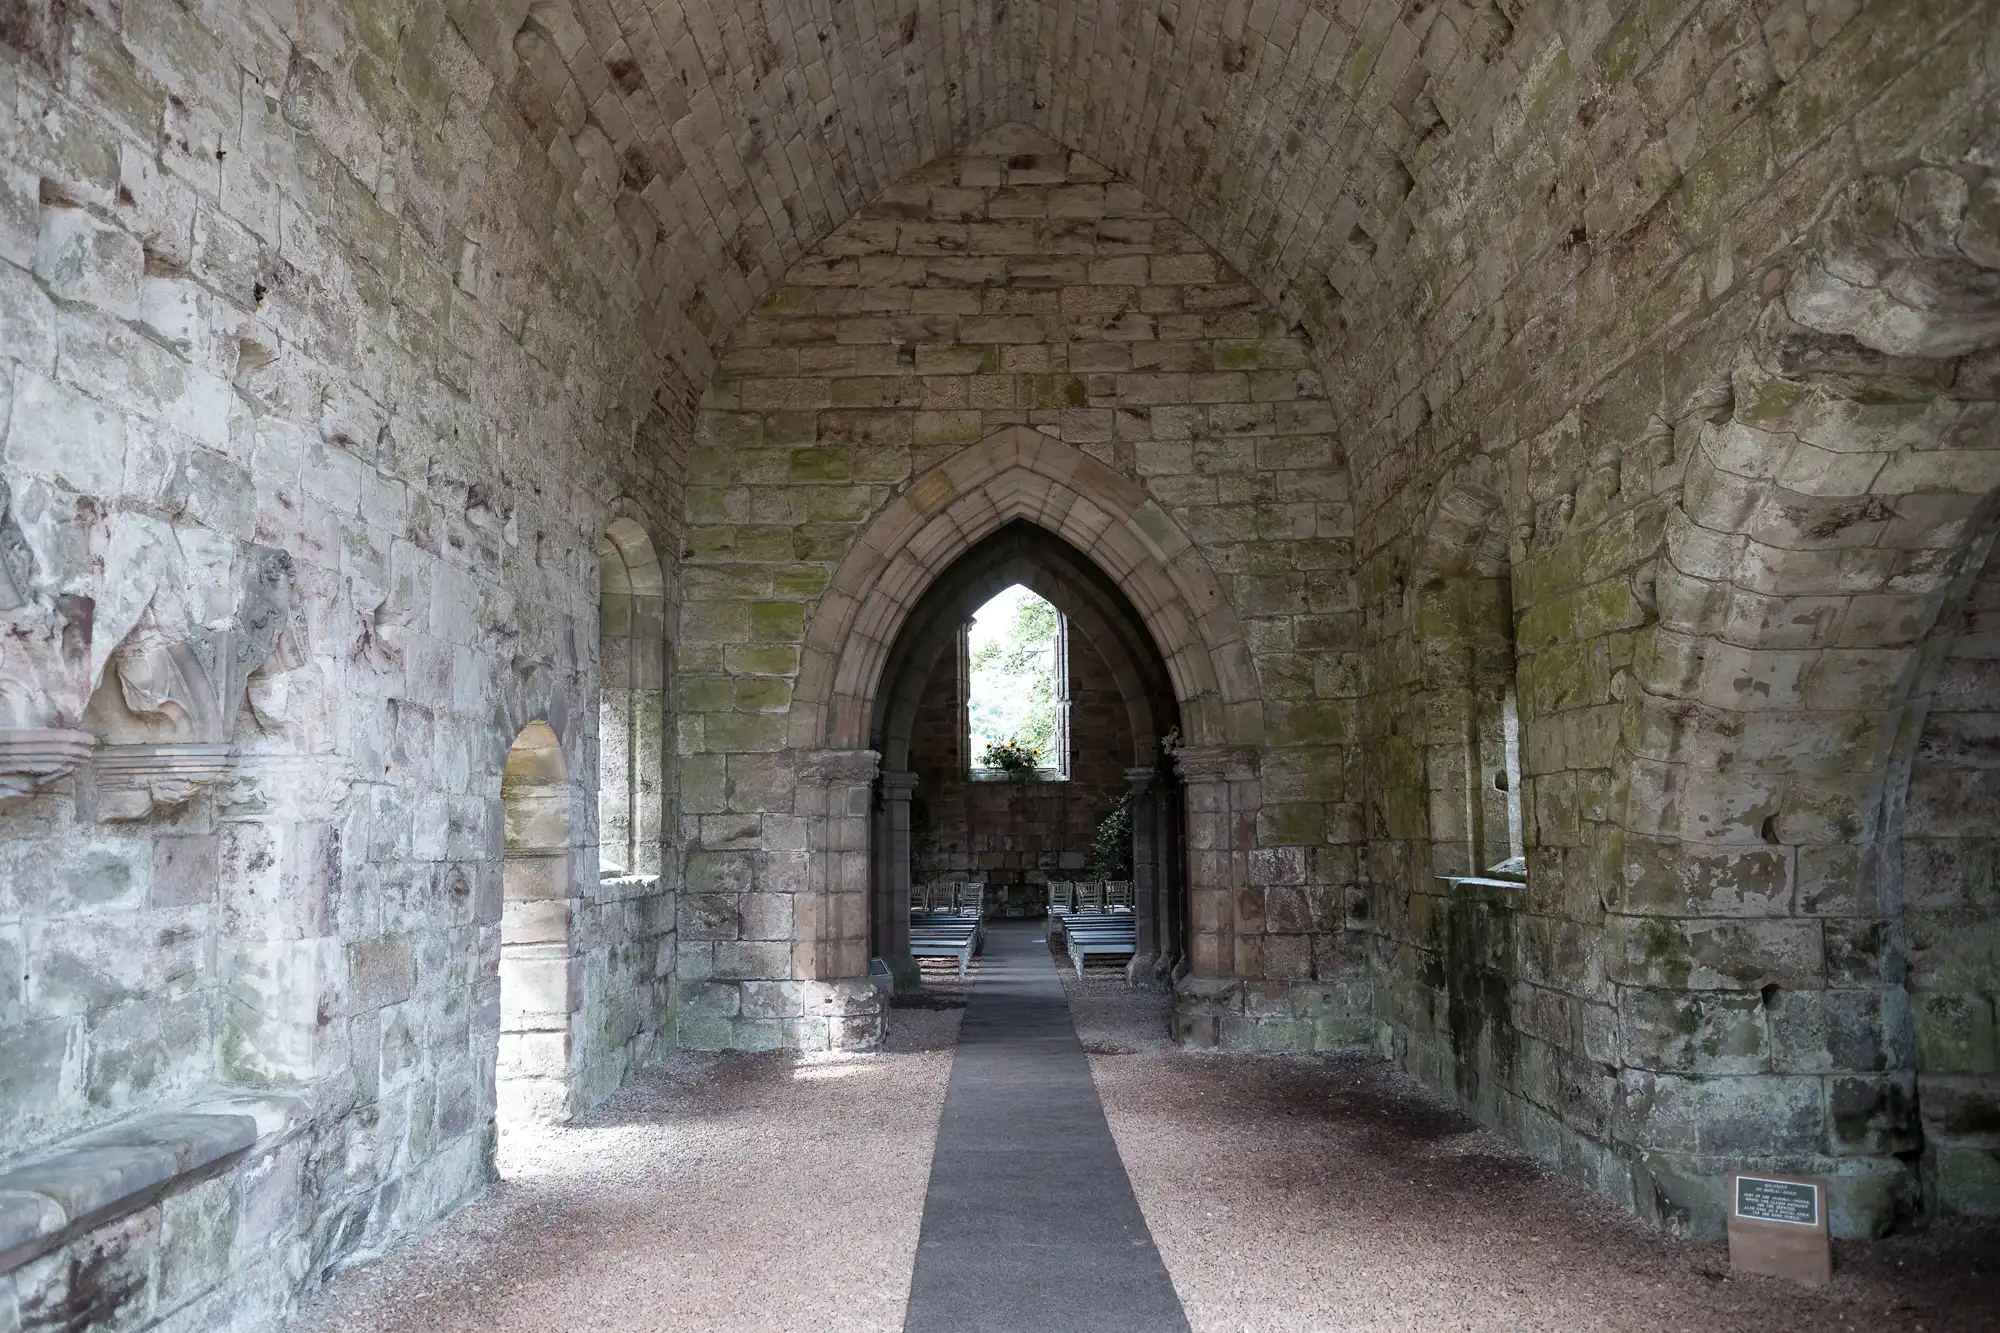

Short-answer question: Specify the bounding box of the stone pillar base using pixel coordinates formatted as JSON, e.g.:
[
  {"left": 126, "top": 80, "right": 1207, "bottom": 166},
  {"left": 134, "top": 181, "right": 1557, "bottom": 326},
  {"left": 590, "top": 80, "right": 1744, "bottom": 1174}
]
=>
[
  {"left": 803, "top": 978, "right": 885, "bottom": 1051},
  {"left": 1172, "top": 975, "right": 1386, "bottom": 1054},
  {"left": 883, "top": 951, "right": 921, "bottom": 993},
  {"left": 682, "top": 977, "right": 885, "bottom": 1052},
  {"left": 1125, "top": 952, "right": 1160, "bottom": 987}
]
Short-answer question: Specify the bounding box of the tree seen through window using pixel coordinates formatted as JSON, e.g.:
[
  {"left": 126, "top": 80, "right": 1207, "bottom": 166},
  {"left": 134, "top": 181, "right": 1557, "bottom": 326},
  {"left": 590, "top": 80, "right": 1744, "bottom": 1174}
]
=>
[{"left": 966, "top": 584, "right": 1068, "bottom": 777}]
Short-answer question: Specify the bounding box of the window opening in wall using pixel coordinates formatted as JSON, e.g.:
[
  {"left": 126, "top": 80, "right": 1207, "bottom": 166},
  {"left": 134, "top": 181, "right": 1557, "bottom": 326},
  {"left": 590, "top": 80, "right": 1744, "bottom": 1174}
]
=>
[
  {"left": 965, "top": 584, "right": 1068, "bottom": 779},
  {"left": 597, "top": 517, "right": 667, "bottom": 880},
  {"left": 1486, "top": 683, "right": 1526, "bottom": 879}
]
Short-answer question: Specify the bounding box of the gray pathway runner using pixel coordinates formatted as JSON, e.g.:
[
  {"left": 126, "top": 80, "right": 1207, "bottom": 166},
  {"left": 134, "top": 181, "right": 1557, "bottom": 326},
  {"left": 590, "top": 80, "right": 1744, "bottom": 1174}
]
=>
[{"left": 902, "top": 921, "right": 1190, "bottom": 1333}]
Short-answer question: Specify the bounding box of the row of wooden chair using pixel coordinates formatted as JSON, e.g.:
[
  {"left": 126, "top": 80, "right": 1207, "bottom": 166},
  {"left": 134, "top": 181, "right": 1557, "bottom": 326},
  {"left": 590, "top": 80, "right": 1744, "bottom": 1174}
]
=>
[
  {"left": 1046, "top": 880, "right": 1137, "bottom": 976},
  {"left": 1047, "top": 880, "right": 1134, "bottom": 916},
  {"left": 912, "top": 881, "right": 986, "bottom": 917},
  {"left": 1057, "top": 911, "right": 1138, "bottom": 978}
]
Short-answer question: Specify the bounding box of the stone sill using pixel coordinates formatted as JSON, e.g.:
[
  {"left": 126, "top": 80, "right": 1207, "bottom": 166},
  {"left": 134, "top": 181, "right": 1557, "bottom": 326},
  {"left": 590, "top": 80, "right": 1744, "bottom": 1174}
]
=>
[
  {"left": 967, "top": 770, "right": 1069, "bottom": 783},
  {"left": 0, "top": 1092, "right": 308, "bottom": 1275},
  {"left": 1436, "top": 874, "right": 1529, "bottom": 891}
]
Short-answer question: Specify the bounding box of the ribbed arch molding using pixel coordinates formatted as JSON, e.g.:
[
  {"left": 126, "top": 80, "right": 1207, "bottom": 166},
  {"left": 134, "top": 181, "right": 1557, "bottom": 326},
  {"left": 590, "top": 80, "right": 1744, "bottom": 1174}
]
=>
[{"left": 790, "top": 426, "right": 1264, "bottom": 754}]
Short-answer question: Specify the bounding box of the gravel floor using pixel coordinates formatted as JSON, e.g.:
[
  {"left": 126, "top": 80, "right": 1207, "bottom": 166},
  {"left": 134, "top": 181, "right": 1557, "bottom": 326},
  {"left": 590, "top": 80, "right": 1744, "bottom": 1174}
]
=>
[
  {"left": 288, "top": 945, "right": 1999, "bottom": 1333},
  {"left": 287, "top": 999, "right": 961, "bottom": 1333},
  {"left": 1060, "top": 962, "right": 2000, "bottom": 1333}
]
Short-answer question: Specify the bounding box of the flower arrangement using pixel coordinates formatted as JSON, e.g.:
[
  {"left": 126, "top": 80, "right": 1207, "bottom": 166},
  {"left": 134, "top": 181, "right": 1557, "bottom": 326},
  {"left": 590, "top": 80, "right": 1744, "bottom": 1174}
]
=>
[{"left": 981, "top": 737, "right": 1042, "bottom": 778}]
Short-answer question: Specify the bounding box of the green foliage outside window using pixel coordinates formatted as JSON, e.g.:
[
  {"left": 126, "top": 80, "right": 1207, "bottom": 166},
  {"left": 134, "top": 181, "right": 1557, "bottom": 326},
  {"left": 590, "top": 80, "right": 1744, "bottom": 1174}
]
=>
[
  {"left": 968, "top": 585, "right": 1063, "bottom": 774},
  {"left": 1093, "top": 798, "right": 1133, "bottom": 879}
]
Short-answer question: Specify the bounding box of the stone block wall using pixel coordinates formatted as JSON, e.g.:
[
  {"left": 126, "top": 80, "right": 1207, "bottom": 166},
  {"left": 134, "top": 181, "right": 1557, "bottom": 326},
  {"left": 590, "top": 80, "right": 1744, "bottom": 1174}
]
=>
[
  {"left": 678, "top": 122, "right": 1369, "bottom": 1051},
  {"left": 0, "top": 0, "right": 690, "bottom": 1326},
  {"left": 909, "top": 620, "right": 1133, "bottom": 888},
  {"left": 1014, "top": 0, "right": 2000, "bottom": 1236},
  {"left": 1332, "top": 0, "right": 1997, "bottom": 1240},
  {"left": 1904, "top": 534, "right": 2000, "bottom": 1215}
]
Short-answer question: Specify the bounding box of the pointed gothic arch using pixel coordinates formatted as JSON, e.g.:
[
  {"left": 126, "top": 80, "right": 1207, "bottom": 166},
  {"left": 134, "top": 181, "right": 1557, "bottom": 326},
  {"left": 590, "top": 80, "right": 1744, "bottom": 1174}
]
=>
[
  {"left": 789, "top": 425, "right": 1264, "bottom": 757},
  {"left": 791, "top": 425, "right": 1262, "bottom": 986}
]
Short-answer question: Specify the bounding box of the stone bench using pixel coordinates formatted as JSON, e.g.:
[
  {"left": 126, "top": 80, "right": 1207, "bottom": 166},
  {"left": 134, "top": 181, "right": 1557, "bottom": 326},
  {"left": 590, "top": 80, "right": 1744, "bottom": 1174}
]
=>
[{"left": 0, "top": 1093, "right": 308, "bottom": 1277}]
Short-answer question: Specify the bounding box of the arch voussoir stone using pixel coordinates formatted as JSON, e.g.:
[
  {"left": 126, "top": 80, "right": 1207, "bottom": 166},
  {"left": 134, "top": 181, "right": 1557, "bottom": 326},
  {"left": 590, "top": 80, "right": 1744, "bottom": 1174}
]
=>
[{"left": 793, "top": 426, "right": 1264, "bottom": 755}]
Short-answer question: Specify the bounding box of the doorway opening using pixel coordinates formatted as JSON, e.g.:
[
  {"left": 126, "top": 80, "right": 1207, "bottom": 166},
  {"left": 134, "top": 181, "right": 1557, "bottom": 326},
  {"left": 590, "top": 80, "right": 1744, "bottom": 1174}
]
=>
[
  {"left": 498, "top": 720, "right": 576, "bottom": 1155},
  {"left": 867, "top": 523, "right": 1185, "bottom": 985}
]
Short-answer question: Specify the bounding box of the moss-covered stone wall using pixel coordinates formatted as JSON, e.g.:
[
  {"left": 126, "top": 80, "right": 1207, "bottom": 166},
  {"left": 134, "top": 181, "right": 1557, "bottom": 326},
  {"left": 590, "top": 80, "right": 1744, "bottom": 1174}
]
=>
[{"left": 676, "top": 122, "right": 1368, "bottom": 1051}]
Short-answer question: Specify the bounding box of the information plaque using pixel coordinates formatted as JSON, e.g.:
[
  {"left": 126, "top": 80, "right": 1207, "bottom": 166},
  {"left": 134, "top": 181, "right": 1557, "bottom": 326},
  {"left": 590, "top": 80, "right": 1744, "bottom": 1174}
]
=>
[{"left": 1726, "top": 1171, "right": 1830, "bottom": 1286}]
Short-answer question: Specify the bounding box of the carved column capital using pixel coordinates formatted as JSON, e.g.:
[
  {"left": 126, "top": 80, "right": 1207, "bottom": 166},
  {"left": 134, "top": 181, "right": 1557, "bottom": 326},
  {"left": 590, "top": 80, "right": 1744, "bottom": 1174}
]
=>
[{"left": 798, "top": 747, "right": 881, "bottom": 787}]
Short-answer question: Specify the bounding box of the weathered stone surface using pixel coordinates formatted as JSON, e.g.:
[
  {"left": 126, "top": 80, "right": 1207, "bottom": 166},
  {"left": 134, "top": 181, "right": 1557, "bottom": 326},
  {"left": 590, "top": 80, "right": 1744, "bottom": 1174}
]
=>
[{"left": 0, "top": 2, "right": 1994, "bottom": 1321}]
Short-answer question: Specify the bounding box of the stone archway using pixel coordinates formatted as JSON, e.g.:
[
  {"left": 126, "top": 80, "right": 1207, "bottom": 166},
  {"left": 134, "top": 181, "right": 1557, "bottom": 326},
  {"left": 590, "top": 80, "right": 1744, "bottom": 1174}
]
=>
[
  {"left": 787, "top": 426, "right": 1262, "bottom": 993},
  {"left": 1411, "top": 469, "right": 1523, "bottom": 882},
  {"left": 790, "top": 424, "right": 1263, "bottom": 758},
  {"left": 598, "top": 512, "right": 670, "bottom": 879},
  {"left": 860, "top": 520, "right": 1187, "bottom": 989}
]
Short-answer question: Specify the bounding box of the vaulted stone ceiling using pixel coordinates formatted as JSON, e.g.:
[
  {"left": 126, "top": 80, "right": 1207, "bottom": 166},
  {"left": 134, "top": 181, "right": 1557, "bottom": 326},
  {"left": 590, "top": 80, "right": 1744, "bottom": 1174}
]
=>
[
  {"left": 435, "top": 0, "right": 1008, "bottom": 403},
  {"left": 443, "top": 0, "right": 1921, "bottom": 457},
  {"left": 428, "top": 0, "right": 1545, "bottom": 409}
]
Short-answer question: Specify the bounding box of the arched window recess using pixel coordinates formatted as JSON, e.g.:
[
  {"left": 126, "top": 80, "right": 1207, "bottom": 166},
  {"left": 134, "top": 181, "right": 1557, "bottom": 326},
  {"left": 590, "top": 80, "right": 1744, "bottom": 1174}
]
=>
[
  {"left": 1416, "top": 479, "right": 1527, "bottom": 889},
  {"left": 963, "top": 583, "right": 1070, "bottom": 782}
]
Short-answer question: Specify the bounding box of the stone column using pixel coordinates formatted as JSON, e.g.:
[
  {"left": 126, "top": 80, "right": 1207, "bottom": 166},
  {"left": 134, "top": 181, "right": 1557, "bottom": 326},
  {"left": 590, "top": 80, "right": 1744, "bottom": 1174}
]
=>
[
  {"left": 217, "top": 754, "right": 353, "bottom": 1085},
  {"left": 1124, "top": 767, "right": 1159, "bottom": 984},
  {"left": 796, "top": 748, "right": 879, "bottom": 980},
  {"left": 876, "top": 769, "right": 920, "bottom": 990},
  {"left": 1174, "top": 745, "right": 1259, "bottom": 977},
  {"left": 793, "top": 748, "right": 885, "bottom": 1049},
  {"left": 1172, "top": 745, "right": 1259, "bottom": 1047},
  {"left": 1155, "top": 765, "right": 1183, "bottom": 981}
]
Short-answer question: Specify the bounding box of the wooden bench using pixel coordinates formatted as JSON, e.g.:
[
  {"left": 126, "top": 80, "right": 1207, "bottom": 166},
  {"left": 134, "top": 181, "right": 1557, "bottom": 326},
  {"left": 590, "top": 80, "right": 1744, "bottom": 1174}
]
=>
[
  {"left": 1065, "top": 914, "right": 1137, "bottom": 978},
  {"left": 1056, "top": 910, "right": 1129, "bottom": 936},
  {"left": 1048, "top": 890, "right": 1128, "bottom": 943},
  {"left": 909, "top": 911, "right": 982, "bottom": 979}
]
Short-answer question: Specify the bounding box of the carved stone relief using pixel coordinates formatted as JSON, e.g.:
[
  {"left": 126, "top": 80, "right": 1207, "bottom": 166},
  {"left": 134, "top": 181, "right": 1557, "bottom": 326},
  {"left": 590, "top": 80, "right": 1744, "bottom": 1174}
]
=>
[
  {"left": 79, "top": 543, "right": 303, "bottom": 820},
  {"left": 0, "top": 477, "right": 98, "bottom": 799}
]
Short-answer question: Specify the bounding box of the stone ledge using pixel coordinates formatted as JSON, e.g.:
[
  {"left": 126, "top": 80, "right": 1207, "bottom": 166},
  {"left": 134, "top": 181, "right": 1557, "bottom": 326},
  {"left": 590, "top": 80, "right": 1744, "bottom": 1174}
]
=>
[{"left": 0, "top": 1093, "right": 308, "bottom": 1275}]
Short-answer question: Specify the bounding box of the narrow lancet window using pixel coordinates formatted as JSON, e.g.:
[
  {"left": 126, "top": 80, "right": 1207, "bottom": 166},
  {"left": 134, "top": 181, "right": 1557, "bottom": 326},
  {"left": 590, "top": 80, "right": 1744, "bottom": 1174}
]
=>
[
  {"left": 964, "top": 584, "right": 1068, "bottom": 779},
  {"left": 1484, "top": 682, "right": 1526, "bottom": 879}
]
